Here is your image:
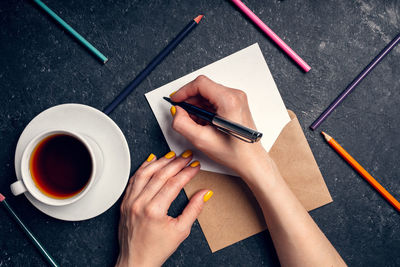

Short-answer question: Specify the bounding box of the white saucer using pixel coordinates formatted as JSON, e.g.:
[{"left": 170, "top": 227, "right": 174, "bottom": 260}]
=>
[{"left": 14, "top": 104, "right": 131, "bottom": 221}]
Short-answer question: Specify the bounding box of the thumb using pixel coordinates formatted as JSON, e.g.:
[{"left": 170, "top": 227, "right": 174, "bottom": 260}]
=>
[
  {"left": 177, "top": 189, "right": 213, "bottom": 228},
  {"left": 171, "top": 106, "right": 214, "bottom": 145}
]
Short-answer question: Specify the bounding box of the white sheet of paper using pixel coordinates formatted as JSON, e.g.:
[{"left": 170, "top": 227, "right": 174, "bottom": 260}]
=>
[{"left": 145, "top": 43, "right": 290, "bottom": 176}]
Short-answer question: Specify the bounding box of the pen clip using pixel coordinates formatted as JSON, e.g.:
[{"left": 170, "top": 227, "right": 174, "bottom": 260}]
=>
[{"left": 216, "top": 126, "right": 255, "bottom": 143}]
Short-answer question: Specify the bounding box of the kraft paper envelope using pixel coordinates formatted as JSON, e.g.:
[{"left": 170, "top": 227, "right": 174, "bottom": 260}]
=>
[
  {"left": 145, "top": 44, "right": 332, "bottom": 252},
  {"left": 183, "top": 110, "right": 333, "bottom": 252}
]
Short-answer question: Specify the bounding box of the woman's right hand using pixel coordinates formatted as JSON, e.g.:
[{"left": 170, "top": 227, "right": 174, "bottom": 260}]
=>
[{"left": 169, "top": 75, "right": 271, "bottom": 178}]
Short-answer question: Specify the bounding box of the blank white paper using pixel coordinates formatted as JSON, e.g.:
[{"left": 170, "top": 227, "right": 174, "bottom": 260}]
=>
[{"left": 145, "top": 43, "right": 290, "bottom": 176}]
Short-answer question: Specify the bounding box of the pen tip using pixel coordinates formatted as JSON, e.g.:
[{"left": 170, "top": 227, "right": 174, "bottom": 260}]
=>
[
  {"left": 0, "top": 193, "right": 5, "bottom": 202},
  {"left": 194, "top": 15, "right": 204, "bottom": 24},
  {"left": 163, "top": 97, "right": 173, "bottom": 104}
]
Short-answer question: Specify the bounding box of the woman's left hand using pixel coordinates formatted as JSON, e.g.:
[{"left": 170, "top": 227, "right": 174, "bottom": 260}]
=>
[{"left": 116, "top": 150, "right": 213, "bottom": 267}]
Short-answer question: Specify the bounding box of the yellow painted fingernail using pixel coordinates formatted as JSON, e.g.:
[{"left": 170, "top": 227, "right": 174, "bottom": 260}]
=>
[
  {"left": 146, "top": 153, "right": 155, "bottom": 162},
  {"left": 203, "top": 190, "right": 213, "bottom": 202},
  {"left": 169, "top": 91, "right": 177, "bottom": 97},
  {"left": 190, "top": 160, "right": 200, "bottom": 167},
  {"left": 181, "top": 150, "right": 193, "bottom": 158},
  {"left": 170, "top": 106, "right": 176, "bottom": 116},
  {"left": 164, "top": 151, "right": 175, "bottom": 159}
]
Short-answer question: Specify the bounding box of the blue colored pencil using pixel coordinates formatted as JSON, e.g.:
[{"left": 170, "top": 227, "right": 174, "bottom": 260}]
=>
[
  {"left": 103, "top": 15, "right": 204, "bottom": 115},
  {"left": 33, "top": 0, "right": 108, "bottom": 64}
]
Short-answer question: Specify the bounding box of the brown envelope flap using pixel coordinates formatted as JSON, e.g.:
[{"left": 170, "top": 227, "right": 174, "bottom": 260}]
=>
[
  {"left": 184, "top": 110, "right": 332, "bottom": 252},
  {"left": 269, "top": 110, "right": 332, "bottom": 211}
]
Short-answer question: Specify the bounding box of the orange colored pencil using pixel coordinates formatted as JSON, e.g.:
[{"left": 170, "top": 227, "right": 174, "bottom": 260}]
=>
[{"left": 322, "top": 132, "right": 400, "bottom": 212}]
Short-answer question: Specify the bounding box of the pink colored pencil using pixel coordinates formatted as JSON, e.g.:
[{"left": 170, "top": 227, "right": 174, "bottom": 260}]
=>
[{"left": 231, "top": 0, "right": 311, "bottom": 72}]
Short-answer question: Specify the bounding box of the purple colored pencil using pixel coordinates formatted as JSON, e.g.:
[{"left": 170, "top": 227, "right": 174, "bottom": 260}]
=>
[{"left": 310, "top": 33, "right": 400, "bottom": 130}]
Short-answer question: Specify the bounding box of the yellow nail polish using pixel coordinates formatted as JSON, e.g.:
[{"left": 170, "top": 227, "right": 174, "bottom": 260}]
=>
[
  {"left": 190, "top": 160, "right": 200, "bottom": 167},
  {"left": 164, "top": 151, "right": 175, "bottom": 159},
  {"left": 169, "top": 91, "right": 177, "bottom": 97},
  {"left": 203, "top": 190, "right": 213, "bottom": 202},
  {"left": 170, "top": 106, "right": 176, "bottom": 116},
  {"left": 181, "top": 150, "right": 193, "bottom": 158},
  {"left": 146, "top": 153, "right": 155, "bottom": 162}
]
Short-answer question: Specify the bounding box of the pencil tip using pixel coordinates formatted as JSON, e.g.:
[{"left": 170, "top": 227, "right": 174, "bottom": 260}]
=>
[
  {"left": 194, "top": 15, "right": 204, "bottom": 24},
  {"left": 321, "top": 131, "right": 331, "bottom": 141},
  {"left": 0, "top": 193, "right": 5, "bottom": 202}
]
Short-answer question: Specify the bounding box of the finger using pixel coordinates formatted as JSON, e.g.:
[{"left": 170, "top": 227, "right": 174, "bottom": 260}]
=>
[
  {"left": 128, "top": 153, "right": 156, "bottom": 186},
  {"left": 177, "top": 96, "right": 215, "bottom": 125},
  {"left": 185, "top": 96, "right": 216, "bottom": 111},
  {"left": 176, "top": 189, "right": 213, "bottom": 228},
  {"left": 127, "top": 151, "right": 177, "bottom": 202},
  {"left": 170, "top": 75, "right": 227, "bottom": 107},
  {"left": 151, "top": 161, "right": 201, "bottom": 212},
  {"left": 123, "top": 153, "right": 157, "bottom": 201},
  {"left": 189, "top": 114, "right": 208, "bottom": 126},
  {"left": 171, "top": 106, "right": 217, "bottom": 147},
  {"left": 138, "top": 150, "right": 193, "bottom": 202}
]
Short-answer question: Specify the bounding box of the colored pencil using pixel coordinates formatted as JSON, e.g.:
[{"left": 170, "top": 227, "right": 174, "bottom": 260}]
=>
[
  {"left": 321, "top": 132, "right": 400, "bottom": 212},
  {"left": 33, "top": 0, "right": 108, "bottom": 64},
  {"left": 311, "top": 33, "right": 400, "bottom": 130},
  {"left": 230, "top": 0, "right": 311, "bottom": 72},
  {"left": 0, "top": 193, "right": 59, "bottom": 266},
  {"left": 103, "top": 15, "right": 204, "bottom": 115}
]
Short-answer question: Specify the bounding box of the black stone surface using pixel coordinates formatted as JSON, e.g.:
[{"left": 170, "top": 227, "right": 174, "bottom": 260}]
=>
[{"left": 1, "top": 0, "right": 399, "bottom": 266}]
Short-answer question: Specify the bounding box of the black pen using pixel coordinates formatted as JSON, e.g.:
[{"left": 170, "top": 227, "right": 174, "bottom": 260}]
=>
[{"left": 163, "top": 97, "right": 262, "bottom": 143}]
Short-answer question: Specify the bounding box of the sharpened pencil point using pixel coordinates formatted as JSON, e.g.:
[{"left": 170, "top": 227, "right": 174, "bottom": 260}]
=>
[
  {"left": 0, "top": 193, "right": 4, "bottom": 202},
  {"left": 321, "top": 131, "right": 332, "bottom": 141},
  {"left": 194, "top": 15, "right": 204, "bottom": 24}
]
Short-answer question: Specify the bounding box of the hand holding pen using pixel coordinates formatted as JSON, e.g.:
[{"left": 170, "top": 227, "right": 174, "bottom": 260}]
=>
[
  {"left": 164, "top": 96, "right": 262, "bottom": 143},
  {"left": 166, "top": 75, "right": 267, "bottom": 176}
]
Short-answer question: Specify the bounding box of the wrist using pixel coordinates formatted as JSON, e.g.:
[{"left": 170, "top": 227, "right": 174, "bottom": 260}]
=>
[{"left": 235, "top": 147, "right": 283, "bottom": 193}]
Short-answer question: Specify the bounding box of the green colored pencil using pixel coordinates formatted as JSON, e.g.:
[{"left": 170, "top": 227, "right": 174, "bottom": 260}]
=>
[{"left": 33, "top": 0, "right": 108, "bottom": 64}]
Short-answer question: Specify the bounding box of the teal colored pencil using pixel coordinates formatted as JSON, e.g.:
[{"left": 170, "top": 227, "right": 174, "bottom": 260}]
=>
[
  {"left": 0, "top": 193, "right": 58, "bottom": 267},
  {"left": 33, "top": 0, "right": 108, "bottom": 64}
]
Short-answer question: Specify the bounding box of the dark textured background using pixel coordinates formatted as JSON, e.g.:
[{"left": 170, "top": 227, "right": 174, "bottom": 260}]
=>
[{"left": 1, "top": 0, "right": 399, "bottom": 266}]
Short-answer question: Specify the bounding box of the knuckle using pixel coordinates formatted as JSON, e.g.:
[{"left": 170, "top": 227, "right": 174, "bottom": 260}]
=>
[
  {"left": 194, "top": 75, "right": 208, "bottom": 85},
  {"left": 224, "top": 93, "right": 239, "bottom": 108},
  {"left": 144, "top": 204, "right": 160, "bottom": 218},
  {"left": 133, "top": 169, "right": 145, "bottom": 180},
  {"left": 129, "top": 202, "right": 142, "bottom": 216},
  {"left": 165, "top": 179, "right": 181, "bottom": 193},
  {"left": 228, "top": 90, "right": 247, "bottom": 106},
  {"left": 133, "top": 169, "right": 151, "bottom": 183},
  {"left": 181, "top": 227, "right": 191, "bottom": 239},
  {"left": 235, "top": 89, "right": 248, "bottom": 101},
  {"left": 192, "top": 202, "right": 203, "bottom": 215},
  {"left": 176, "top": 223, "right": 191, "bottom": 239},
  {"left": 153, "top": 170, "right": 166, "bottom": 182}
]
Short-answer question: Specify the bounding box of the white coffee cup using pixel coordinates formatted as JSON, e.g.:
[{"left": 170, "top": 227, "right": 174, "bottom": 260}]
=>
[{"left": 10, "top": 130, "right": 103, "bottom": 206}]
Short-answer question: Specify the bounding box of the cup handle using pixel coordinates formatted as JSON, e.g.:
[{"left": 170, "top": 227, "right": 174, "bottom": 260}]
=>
[{"left": 10, "top": 180, "right": 27, "bottom": 196}]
